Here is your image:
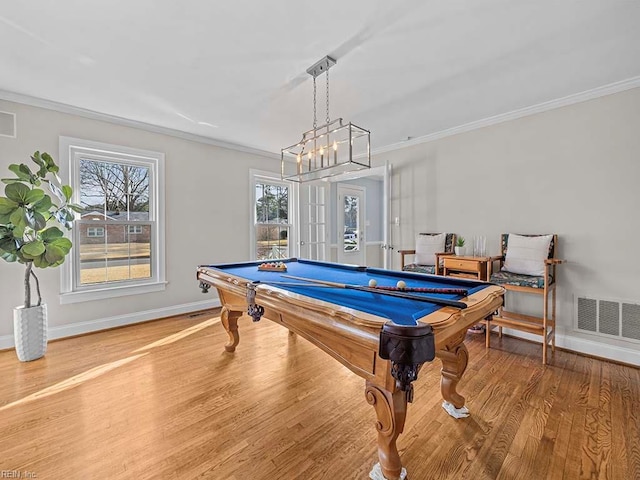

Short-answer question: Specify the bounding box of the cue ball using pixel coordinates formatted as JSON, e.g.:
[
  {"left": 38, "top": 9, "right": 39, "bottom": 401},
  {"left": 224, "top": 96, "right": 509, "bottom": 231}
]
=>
[
  {"left": 368, "top": 279, "right": 377, "bottom": 287},
  {"left": 396, "top": 280, "right": 407, "bottom": 289}
]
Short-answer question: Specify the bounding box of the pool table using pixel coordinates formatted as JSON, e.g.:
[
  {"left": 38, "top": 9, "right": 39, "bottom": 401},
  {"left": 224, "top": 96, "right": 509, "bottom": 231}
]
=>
[{"left": 196, "top": 259, "right": 504, "bottom": 480}]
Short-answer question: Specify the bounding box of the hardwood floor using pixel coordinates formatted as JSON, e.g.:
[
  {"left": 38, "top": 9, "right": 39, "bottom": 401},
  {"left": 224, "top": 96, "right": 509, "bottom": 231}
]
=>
[{"left": 1, "top": 311, "right": 639, "bottom": 480}]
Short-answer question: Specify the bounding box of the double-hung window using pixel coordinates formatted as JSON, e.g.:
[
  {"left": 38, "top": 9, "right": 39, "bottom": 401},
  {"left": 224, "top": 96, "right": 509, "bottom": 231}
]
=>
[
  {"left": 60, "top": 137, "right": 165, "bottom": 303},
  {"left": 251, "top": 171, "right": 295, "bottom": 261}
]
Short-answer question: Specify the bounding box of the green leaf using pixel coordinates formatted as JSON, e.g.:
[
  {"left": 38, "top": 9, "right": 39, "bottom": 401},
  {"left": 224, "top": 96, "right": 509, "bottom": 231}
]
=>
[
  {"left": 0, "top": 236, "right": 17, "bottom": 253},
  {"left": 9, "top": 206, "right": 26, "bottom": 229},
  {"left": 31, "top": 152, "right": 46, "bottom": 168},
  {"left": 12, "top": 224, "right": 25, "bottom": 238},
  {"left": 41, "top": 152, "right": 58, "bottom": 171},
  {"left": 8, "top": 164, "right": 32, "bottom": 182},
  {"left": 32, "top": 253, "right": 47, "bottom": 268},
  {"left": 22, "top": 240, "right": 45, "bottom": 257},
  {"left": 1, "top": 251, "right": 18, "bottom": 262},
  {"left": 44, "top": 244, "right": 66, "bottom": 264},
  {"left": 33, "top": 194, "right": 53, "bottom": 212},
  {"left": 0, "top": 212, "right": 12, "bottom": 224},
  {"left": 1, "top": 178, "right": 25, "bottom": 185},
  {"left": 41, "top": 226, "right": 64, "bottom": 242},
  {"left": 48, "top": 237, "right": 72, "bottom": 250},
  {"left": 25, "top": 188, "right": 45, "bottom": 205},
  {"left": 62, "top": 185, "right": 72, "bottom": 202},
  {"left": 33, "top": 211, "right": 47, "bottom": 231},
  {"left": 5, "top": 182, "right": 30, "bottom": 203},
  {"left": 0, "top": 197, "right": 18, "bottom": 214},
  {"left": 69, "top": 203, "right": 83, "bottom": 213}
]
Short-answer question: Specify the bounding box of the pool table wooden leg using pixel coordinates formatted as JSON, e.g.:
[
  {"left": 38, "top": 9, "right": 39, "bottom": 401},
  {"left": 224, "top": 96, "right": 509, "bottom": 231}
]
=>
[
  {"left": 436, "top": 333, "right": 469, "bottom": 411},
  {"left": 221, "top": 306, "right": 241, "bottom": 352},
  {"left": 365, "top": 382, "right": 407, "bottom": 480}
]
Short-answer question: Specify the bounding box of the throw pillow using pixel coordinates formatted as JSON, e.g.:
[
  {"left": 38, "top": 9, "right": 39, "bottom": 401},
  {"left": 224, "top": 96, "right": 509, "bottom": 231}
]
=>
[
  {"left": 415, "top": 233, "right": 446, "bottom": 266},
  {"left": 503, "top": 234, "right": 553, "bottom": 277}
]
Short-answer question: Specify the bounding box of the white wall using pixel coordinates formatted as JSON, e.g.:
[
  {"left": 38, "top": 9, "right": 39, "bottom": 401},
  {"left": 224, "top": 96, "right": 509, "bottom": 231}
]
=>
[
  {"left": 3, "top": 88, "right": 639, "bottom": 364},
  {"left": 375, "top": 87, "right": 640, "bottom": 364},
  {"left": 0, "top": 99, "right": 280, "bottom": 343}
]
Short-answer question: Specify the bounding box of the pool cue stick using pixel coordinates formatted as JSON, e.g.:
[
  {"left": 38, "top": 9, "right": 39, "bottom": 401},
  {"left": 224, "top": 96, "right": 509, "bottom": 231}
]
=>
[
  {"left": 262, "top": 280, "right": 465, "bottom": 295},
  {"left": 281, "top": 274, "right": 468, "bottom": 309},
  {"left": 373, "top": 285, "right": 468, "bottom": 295},
  {"left": 258, "top": 281, "right": 334, "bottom": 288}
]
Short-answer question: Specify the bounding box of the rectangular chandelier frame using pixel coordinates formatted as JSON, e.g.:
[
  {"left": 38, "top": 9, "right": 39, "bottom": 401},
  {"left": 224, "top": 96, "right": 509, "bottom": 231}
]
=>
[{"left": 281, "top": 118, "right": 370, "bottom": 183}]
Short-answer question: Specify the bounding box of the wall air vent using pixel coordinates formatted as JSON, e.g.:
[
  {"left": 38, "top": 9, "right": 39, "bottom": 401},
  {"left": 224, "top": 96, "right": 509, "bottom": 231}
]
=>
[
  {"left": 0, "top": 111, "right": 16, "bottom": 138},
  {"left": 575, "top": 294, "right": 640, "bottom": 344}
]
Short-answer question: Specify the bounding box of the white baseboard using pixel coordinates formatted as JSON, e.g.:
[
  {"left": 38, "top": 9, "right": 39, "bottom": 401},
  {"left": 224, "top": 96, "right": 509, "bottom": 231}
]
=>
[
  {"left": 499, "top": 328, "right": 640, "bottom": 366},
  {"left": 0, "top": 299, "right": 220, "bottom": 350},
  {"left": 3, "top": 301, "right": 637, "bottom": 367}
]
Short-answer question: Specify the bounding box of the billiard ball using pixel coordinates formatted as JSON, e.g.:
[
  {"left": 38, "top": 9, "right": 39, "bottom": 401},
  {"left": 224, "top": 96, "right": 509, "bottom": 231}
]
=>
[
  {"left": 368, "top": 279, "right": 377, "bottom": 287},
  {"left": 396, "top": 280, "right": 407, "bottom": 289}
]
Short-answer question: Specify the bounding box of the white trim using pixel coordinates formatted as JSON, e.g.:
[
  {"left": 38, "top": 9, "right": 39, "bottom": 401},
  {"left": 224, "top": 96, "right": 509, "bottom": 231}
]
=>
[
  {"left": 249, "top": 168, "right": 297, "bottom": 261},
  {"left": 0, "top": 89, "right": 278, "bottom": 159},
  {"left": 373, "top": 76, "right": 640, "bottom": 155},
  {"left": 0, "top": 299, "right": 221, "bottom": 350},
  {"left": 497, "top": 329, "right": 640, "bottom": 367},
  {"left": 0, "top": 109, "right": 17, "bottom": 138},
  {"left": 59, "top": 136, "right": 166, "bottom": 302},
  {"left": 59, "top": 280, "right": 168, "bottom": 304}
]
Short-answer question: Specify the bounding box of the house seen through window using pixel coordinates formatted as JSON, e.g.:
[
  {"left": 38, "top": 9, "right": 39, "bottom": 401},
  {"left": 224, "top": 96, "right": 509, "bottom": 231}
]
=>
[{"left": 78, "top": 159, "right": 152, "bottom": 285}]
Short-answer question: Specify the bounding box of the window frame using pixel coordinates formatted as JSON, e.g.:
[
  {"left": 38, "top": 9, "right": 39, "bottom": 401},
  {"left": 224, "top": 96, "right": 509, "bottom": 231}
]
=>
[
  {"left": 86, "top": 226, "right": 105, "bottom": 238},
  {"left": 249, "top": 169, "right": 297, "bottom": 261},
  {"left": 59, "top": 137, "right": 166, "bottom": 304}
]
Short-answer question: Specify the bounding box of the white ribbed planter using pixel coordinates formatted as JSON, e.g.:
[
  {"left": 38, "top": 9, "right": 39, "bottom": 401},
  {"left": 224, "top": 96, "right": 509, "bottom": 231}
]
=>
[{"left": 13, "top": 304, "right": 48, "bottom": 362}]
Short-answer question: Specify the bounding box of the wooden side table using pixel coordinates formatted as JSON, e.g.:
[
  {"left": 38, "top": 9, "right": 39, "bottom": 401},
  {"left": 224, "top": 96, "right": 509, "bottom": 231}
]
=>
[
  {"left": 439, "top": 255, "right": 494, "bottom": 335},
  {"left": 440, "top": 255, "right": 492, "bottom": 281}
]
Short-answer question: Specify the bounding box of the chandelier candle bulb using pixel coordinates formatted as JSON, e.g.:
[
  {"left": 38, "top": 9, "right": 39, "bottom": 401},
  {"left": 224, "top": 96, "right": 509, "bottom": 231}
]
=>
[
  {"left": 333, "top": 140, "right": 337, "bottom": 164},
  {"left": 320, "top": 146, "right": 324, "bottom": 167}
]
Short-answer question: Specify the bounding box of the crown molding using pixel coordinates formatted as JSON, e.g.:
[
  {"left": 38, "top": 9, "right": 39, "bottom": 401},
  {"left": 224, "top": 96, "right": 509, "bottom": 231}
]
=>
[
  {"left": 373, "top": 76, "right": 640, "bottom": 156},
  {"left": 0, "top": 89, "right": 279, "bottom": 159},
  {"left": 2, "top": 76, "right": 639, "bottom": 160}
]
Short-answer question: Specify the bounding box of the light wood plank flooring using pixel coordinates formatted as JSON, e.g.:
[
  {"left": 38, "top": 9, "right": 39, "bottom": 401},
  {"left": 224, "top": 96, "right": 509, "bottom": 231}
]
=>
[{"left": 1, "top": 311, "right": 639, "bottom": 479}]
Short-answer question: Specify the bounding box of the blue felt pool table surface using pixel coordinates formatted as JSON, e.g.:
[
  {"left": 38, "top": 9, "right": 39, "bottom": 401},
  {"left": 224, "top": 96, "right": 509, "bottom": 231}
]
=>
[{"left": 206, "top": 258, "right": 489, "bottom": 326}]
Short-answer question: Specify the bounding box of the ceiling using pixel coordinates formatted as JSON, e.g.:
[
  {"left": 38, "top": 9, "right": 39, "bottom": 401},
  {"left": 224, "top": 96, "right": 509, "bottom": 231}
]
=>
[{"left": 1, "top": 1, "right": 639, "bottom": 156}]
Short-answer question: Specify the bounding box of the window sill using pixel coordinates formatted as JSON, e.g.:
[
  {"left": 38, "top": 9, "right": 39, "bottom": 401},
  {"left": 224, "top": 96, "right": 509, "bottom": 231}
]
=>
[{"left": 59, "top": 281, "right": 168, "bottom": 304}]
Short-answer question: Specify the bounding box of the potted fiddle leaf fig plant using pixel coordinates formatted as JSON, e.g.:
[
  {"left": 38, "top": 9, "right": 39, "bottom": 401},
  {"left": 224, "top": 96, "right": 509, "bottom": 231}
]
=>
[{"left": 0, "top": 151, "right": 80, "bottom": 361}]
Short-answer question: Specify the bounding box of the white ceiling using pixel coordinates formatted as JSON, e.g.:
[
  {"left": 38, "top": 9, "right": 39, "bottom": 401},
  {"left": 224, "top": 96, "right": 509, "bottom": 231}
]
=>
[{"left": 1, "top": 1, "right": 639, "bottom": 155}]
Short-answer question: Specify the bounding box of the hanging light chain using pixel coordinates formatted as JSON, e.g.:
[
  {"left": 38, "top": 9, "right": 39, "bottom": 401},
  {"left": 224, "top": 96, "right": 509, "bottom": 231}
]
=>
[
  {"left": 313, "top": 75, "right": 317, "bottom": 130},
  {"left": 326, "top": 67, "right": 330, "bottom": 124}
]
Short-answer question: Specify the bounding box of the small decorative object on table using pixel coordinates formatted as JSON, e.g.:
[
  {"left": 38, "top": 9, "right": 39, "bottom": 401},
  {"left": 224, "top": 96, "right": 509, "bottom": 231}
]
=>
[
  {"left": 454, "top": 236, "right": 466, "bottom": 256},
  {"left": 258, "top": 262, "right": 287, "bottom": 272}
]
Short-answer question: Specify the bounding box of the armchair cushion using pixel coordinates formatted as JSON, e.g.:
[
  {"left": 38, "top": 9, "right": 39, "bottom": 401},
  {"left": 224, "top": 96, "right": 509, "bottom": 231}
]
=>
[
  {"left": 490, "top": 270, "right": 553, "bottom": 289},
  {"left": 503, "top": 234, "right": 553, "bottom": 276},
  {"left": 415, "top": 233, "right": 446, "bottom": 266},
  {"left": 403, "top": 264, "right": 436, "bottom": 275}
]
